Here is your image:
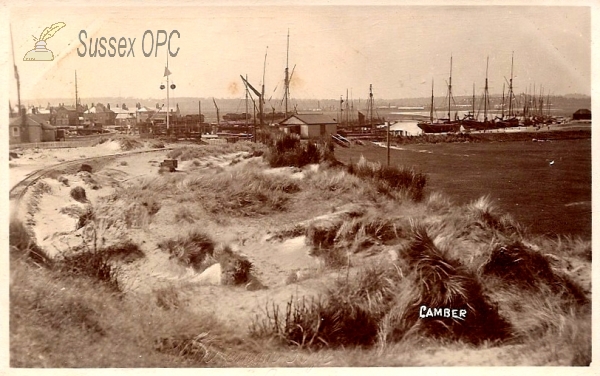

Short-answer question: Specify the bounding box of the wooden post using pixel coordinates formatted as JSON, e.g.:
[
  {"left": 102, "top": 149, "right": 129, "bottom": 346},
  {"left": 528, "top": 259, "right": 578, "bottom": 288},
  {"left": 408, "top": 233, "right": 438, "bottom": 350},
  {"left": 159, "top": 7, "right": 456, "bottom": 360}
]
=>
[{"left": 387, "top": 120, "right": 390, "bottom": 167}]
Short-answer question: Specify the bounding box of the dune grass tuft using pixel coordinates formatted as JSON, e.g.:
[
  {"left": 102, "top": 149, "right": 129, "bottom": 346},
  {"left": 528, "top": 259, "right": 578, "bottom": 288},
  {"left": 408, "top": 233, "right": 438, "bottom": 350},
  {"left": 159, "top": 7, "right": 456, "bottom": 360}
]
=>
[
  {"left": 10, "top": 252, "right": 248, "bottom": 367},
  {"left": 59, "top": 241, "right": 144, "bottom": 291},
  {"left": 250, "top": 264, "right": 401, "bottom": 348},
  {"left": 216, "top": 245, "right": 254, "bottom": 286},
  {"left": 347, "top": 156, "right": 427, "bottom": 201},
  {"left": 182, "top": 165, "right": 301, "bottom": 216},
  {"left": 10, "top": 216, "right": 53, "bottom": 267},
  {"left": 481, "top": 241, "right": 588, "bottom": 304},
  {"left": 70, "top": 186, "right": 88, "bottom": 203},
  {"left": 263, "top": 132, "right": 336, "bottom": 168},
  {"left": 158, "top": 230, "right": 217, "bottom": 272},
  {"left": 386, "top": 226, "right": 512, "bottom": 345},
  {"left": 119, "top": 138, "right": 144, "bottom": 151}
]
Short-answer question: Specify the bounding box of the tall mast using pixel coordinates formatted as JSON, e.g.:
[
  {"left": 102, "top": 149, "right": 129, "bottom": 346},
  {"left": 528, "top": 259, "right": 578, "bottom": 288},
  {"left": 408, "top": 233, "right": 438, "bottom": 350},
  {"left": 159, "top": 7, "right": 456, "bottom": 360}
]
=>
[
  {"left": 539, "top": 86, "right": 544, "bottom": 117},
  {"left": 369, "top": 84, "right": 374, "bottom": 128},
  {"left": 339, "top": 95, "right": 343, "bottom": 126},
  {"left": 430, "top": 80, "right": 434, "bottom": 123},
  {"left": 472, "top": 83, "right": 475, "bottom": 120},
  {"left": 261, "top": 47, "right": 267, "bottom": 126},
  {"left": 532, "top": 83, "right": 536, "bottom": 116},
  {"left": 245, "top": 74, "right": 249, "bottom": 127},
  {"left": 166, "top": 50, "right": 170, "bottom": 131},
  {"left": 448, "top": 55, "right": 453, "bottom": 121},
  {"left": 284, "top": 29, "right": 289, "bottom": 117},
  {"left": 199, "top": 100, "right": 202, "bottom": 134},
  {"left": 508, "top": 51, "right": 514, "bottom": 117},
  {"left": 75, "top": 71, "right": 80, "bottom": 129},
  {"left": 501, "top": 83, "right": 505, "bottom": 118},
  {"left": 75, "top": 71, "right": 78, "bottom": 107},
  {"left": 212, "top": 97, "right": 220, "bottom": 126},
  {"left": 345, "top": 88, "right": 349, "bottom": 127},
  {"left": 523, "top": 88, "right": 528, "bottom": 118},
  {"left": 484, "top": 56, "right": 489, "bottom": 122}
]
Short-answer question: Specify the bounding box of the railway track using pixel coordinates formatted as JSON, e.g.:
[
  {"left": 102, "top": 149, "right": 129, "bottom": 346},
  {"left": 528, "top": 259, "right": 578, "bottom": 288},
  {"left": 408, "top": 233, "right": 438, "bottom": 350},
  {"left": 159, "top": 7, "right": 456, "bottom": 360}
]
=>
[{"left": 9, "top": 148, "right": 173, "bottom": 202}]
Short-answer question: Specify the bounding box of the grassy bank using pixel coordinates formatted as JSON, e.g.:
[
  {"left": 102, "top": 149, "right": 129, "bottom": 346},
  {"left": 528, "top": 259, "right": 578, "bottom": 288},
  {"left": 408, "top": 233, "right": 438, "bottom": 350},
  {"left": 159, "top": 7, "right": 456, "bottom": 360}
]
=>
[{"left": 9, "top": 138, "right": 591, "bottom": 366}]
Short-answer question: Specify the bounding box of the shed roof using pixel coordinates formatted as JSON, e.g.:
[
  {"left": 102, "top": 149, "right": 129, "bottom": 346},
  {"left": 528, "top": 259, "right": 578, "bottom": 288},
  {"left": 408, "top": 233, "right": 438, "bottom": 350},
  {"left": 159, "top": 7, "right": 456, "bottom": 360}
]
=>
[
  {"left": 280, "top": 113, "right": 337, "bottom": 125},
  {"left": 573, "top": 108, "right": 591, "bottom": 115}
]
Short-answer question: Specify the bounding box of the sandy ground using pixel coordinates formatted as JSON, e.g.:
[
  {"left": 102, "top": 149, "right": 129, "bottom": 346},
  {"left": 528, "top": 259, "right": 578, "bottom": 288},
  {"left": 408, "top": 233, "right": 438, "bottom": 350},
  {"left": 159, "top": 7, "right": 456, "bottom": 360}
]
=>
[
  {"left": 15, "top": 147, "right": 172, "bottom": 257},
  {"left": 9, "top": 140, "right": 163, "bottom": 190},
  {"left": 12, "top": 144, "right": 337, "bottom": 331}
]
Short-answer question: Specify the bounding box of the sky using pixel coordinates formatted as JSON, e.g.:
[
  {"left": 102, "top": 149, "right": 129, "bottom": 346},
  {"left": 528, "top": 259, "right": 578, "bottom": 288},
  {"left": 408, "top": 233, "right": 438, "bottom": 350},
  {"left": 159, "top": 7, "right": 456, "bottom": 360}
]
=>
[{"left": 6, "top": 3, "right": 593, "bottom": 106}]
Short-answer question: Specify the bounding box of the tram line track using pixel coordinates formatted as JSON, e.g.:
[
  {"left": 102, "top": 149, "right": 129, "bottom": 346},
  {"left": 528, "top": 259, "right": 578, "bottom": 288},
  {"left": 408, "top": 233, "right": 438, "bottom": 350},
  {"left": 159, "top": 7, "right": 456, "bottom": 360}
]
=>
[{"left": 9, "top": 148, "right": 174, "bottom": 202}]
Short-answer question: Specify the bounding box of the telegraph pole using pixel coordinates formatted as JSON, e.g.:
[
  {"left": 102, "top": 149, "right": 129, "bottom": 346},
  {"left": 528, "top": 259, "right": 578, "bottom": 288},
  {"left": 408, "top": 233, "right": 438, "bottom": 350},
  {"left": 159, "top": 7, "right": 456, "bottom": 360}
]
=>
[
  {"left": 75, "top": 70, "right": 79, "bottom": 132},
  {"left": 11, "top": 25, "right": 25, "bottom": 141},
  {"left": 285, "top": 29, "right": 289, "bottom": 117}
]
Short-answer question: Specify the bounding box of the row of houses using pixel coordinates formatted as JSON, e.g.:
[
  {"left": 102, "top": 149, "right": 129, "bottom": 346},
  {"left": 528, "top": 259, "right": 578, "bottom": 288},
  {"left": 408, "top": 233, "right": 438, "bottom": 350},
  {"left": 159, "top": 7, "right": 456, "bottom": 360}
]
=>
[{"left": 13, "top": 102, "right": 183, "bottom": 129}]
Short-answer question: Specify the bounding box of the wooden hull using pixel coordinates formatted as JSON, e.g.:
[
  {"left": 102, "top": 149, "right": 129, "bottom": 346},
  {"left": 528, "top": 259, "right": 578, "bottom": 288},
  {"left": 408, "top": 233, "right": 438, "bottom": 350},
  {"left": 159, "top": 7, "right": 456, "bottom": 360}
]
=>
[
  {"left": 461, "top": 119, "right": 494, "bottom": 131},
  {"left": 495, "top": 117, "right": 520, "bottom": 128},
  {"left": 417, "top": 121, "right": 461, "bottom": 134}
]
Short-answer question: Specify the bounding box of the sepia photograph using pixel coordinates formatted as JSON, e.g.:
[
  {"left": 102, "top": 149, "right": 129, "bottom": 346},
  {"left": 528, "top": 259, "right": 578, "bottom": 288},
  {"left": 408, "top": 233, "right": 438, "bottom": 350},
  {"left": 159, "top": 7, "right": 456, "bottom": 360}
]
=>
[{"left": 4, "top": 0, "right": 595, "bottom": 370}]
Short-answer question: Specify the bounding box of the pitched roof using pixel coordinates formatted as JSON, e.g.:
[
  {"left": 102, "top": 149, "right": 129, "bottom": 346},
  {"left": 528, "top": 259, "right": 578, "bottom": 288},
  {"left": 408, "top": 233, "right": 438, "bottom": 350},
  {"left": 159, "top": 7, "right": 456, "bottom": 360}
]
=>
[
  {"left": 281, "top": 113, "right": 337, "bottom": 125},
  {"left": 58, "top": 105, "right": 77, "bottom": 111},
  {"left": 9, "top": 114, "right": 48, "bottom": 127}
]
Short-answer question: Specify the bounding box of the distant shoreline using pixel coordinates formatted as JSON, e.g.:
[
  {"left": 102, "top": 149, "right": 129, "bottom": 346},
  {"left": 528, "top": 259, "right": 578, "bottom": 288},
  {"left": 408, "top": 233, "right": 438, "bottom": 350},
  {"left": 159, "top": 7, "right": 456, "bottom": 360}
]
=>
[{"left": 388, "top": 126, "right": 591, "bottom": 145}]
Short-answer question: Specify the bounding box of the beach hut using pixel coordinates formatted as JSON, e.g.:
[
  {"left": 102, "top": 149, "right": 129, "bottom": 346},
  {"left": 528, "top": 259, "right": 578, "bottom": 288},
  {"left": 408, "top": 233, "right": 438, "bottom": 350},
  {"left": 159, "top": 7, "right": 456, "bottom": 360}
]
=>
[{"left": 279, "top": 113, "right": 338, "bottom": 139}]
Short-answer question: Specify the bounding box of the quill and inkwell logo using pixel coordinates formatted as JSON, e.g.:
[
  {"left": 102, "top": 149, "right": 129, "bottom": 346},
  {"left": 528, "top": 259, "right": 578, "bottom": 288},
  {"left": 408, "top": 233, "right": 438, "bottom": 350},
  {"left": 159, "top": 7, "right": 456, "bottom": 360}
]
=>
[{"left": 23, "top": 22, "right": 66, "bottom": 61}]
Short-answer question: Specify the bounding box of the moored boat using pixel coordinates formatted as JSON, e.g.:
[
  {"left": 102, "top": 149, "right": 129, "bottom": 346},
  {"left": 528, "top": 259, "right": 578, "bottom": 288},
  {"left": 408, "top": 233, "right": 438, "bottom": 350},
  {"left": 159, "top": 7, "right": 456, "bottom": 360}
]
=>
[{"left": 417, "top": 56, "right": 461, "bottom": 134}]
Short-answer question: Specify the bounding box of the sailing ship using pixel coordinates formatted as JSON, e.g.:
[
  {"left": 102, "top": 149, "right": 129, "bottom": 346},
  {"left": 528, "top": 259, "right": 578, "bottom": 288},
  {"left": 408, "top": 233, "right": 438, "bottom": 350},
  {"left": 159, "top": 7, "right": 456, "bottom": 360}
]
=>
[
  {"left": 494, "top": 52, "right": 519, "bottom": 128},
  {"left": 461, "top": 56, "right": 495, "bottom": 131},
  {"left": 417, "top": 56, "right": 462, "bottom": 134},
  {"left": 235, "top": 30, "right": 295, "bottom": 126}
]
